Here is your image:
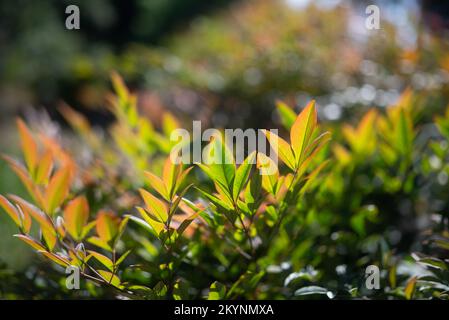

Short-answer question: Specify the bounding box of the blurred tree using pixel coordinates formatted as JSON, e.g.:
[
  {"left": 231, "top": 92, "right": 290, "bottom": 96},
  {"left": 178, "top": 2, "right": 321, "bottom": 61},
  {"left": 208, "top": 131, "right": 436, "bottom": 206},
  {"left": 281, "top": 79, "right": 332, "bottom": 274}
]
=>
[{"left": 0, "top": 0, "right": 233, "bottom": 115}]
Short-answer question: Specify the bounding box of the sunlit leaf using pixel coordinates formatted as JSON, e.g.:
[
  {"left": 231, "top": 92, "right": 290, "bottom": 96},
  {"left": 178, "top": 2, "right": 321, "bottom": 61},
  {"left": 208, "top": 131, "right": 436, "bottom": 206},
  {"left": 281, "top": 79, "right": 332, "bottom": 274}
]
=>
[
  {"left": 405, "top": 276, "right": 417, "bottom": 300},
  {"left": 262, "top": 130, "right": 296, "bottom": 171},
  {"left": 290, "top": 100, "right": 317, "bottom": 165},
  {"left": 64, "top": 196, "right": 89, "bottom": 240},
  {"left": 163, "top": 156, "right": 181, "bottom": 198},
  {"left": 144, "top": 171, "right": 169, "bottom": 201},
  {"left": 97, "top": 270, "right": 122, "bottom": 288},
  {"left": 35, "top": 150, "right": 54, "bottom": 185},
  {"left": 2, "top": 155, "right": 44, "bottom": 207},
  {"left": 45, "top": 166, "right": 72, "bottom": 215},
  {"left": 95, "top": 211, "right": 120, "bottom": 243},
  {"left": 88, "top": 236, "right": 112, "bottom": 252},
  {"left": 88, "top": 250, "right": 114, "bottom": 271},
  {"left": 232, "top": 151, "right": 256, "bottom": 201},
  {"left": 136, "top": 207, "right": 165, "bottom": 235},
  {"left": 17, "top": 119, "right": 38, "bottom": 177},
  {"left": 208, "top": 281, "right": 226, "bottom": 300},
  {"left": 14, "top": 234, "right": 46, "bottom": 251},
  {"left": 38, "top": 251, "right": 70, "bottom": 267},
  {"left": 139, "top": 189, "right": 168, "bottom": 223},
  {"left": 0, "top": 194, "right": 21, "bottom": 226},
  {"left": 276, "top": 100, "right": 297, "bottom": 130},
  {"left": 115, "top": 250, "right": 131, "bottom": 266}
]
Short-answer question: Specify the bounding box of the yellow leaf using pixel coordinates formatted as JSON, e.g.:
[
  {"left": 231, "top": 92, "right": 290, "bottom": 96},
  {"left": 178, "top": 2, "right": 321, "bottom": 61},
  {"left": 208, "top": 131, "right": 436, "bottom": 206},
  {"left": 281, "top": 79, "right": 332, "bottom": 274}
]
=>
[
  {"left": 17, "top": 119, "right": 38, "bottom": 176},
  {"left": 262, "top": 130, "right": 296, "bottom": 171},
  {"left": 110, "top": 71, "right": 129, "bottom": 101},
  {"left": 88, "top": 236, "right": 112, "bottom": 251},
  {"left": 35, "top": 149, "right": 54, "bottom": 185},
  {"left": 173, "top": 166, "right": 193, "bottom": 196},
  {"left": 88, "top": 250, "right": 114, "bottom": 271},
  {"left": 0, "top": 194, "right": 21, "bottom": 226},
  {"left": 14, "top": 234, "right": 46, "bottom": 251},
  {"left": 276, "top": 100, "right": 297, "bottom": 130},
  {"left": 405, "top": 276, "right": 417, "bottom": 300},
  {"left": 45, "top": 166, "right": 72, "bottom": 215},
  {"left": 257, "top": 153, "right": 279, "bottom": 194},
  {"left": 64, "top": 196, "right": 89, "bottom": 240},
  {"left": 2, "top": 155, "right": 45, "bottom": 208},
  {"left": 162, "top": 112, "right": 180, "bottom": 136},
  {"left": 333, "top": 144, "right": 351, "bottom": 165},
  {"left": 144, "top": 171, "right": 169, "bottom": 201},
  {"left": 136, "top": 207, "right": 165, "bottom": 235},
  {"left": 42, "top": 227, "right": 58, "bottom": 251},
  {"left": 290, "top": 100, "right": 317, "bottom": 165},
  {"left": 139, "top": 189, "right": 168, "bottom": 223},
  {"left": 97, "top": 269, "right": 122, "bottom": 288},
  {"left": 10, "top": 196, "right": 54, "bottom": 232},
  {"left": 38, "top": 251, "right": 70, "bottom": 267},
  {"left": 163, "top": 156, "right": 181, "bottom": 198}
]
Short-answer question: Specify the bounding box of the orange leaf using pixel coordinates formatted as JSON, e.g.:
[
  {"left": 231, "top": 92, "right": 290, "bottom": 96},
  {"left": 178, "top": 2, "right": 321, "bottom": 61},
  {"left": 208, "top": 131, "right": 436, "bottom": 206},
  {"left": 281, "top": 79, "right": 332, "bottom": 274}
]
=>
[
  {"left": 64, "top": 196, "right": 89, "bottom": 240},
  {"left": 14, "top": 234, "right": 46, "bottom": 251},
  {"left": 38, "top": 251, "right": 70, "bottom": 267},
  {"left": 2, "top": 155, "right": 45, "bottom": 207},
  {"left": 17, "top": 119, "right": 38, "bottom": 176},
  {"left": 144, "top": 171, "right": 169, "bottom": 201},
  {"left": 96, "top": 211, "right": 120, "bottom": 243},
  {"left": 9, "top": 196, "right": 53, "bottom": 231},
  {"left": 45, "top": 166, "right": 72, "bottom": 214},
  {"left": 0, "top": 194, "right": 21, "bottom": 226},
  {"left": 16, "top": 204, "right": 32, "bottom": 233},
  {"left": 35, "top": 149, "right": 54, "bottom": 185}
]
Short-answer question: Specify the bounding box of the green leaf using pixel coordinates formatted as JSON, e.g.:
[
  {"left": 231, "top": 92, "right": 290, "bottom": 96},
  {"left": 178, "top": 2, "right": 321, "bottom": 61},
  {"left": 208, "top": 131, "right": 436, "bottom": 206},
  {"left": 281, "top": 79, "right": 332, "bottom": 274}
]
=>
[
  {"left": 139, "top": 189, "right": 168, "bottom": 223},
  {"left": 88, "top": 251, "right": 114, "bottom": 271},
  {"left": 136, "top": 207, "right": 165, "bottom": 235},
  {"left": 115, "top": 250, "right": 131, "bottom": 266},
  {"left": 88, "top": 236, "right": 112, "bottom": 252},
  {"left": 244, "top": 169, "right": 262, "bottom": 207},
  {"left": 294, "top": 286, "right": 334, "bottom": 299},
  {"left": 126, "top": 214, "right": 155, "bottom": 235},
  {"left": 198, "top": 135, "right": 235, "bottom": 192},
  {"left": 177, "top": 208, "right": 201, "bottom": 237},
  {"left": 276, "top": 100, "right": 297, "bottom": 130},
  {"left": 97, "top": 270, "right": 122, "bottom": 288},
  {"left": 232, "top": 152, "right": 256, "bottom": 201},
  {"left": 208, "top": 281, "right": 226, "bottom": 300},
  {"left": 173, "top": 280, "right": 189, "bottom": 300},
  {"left": 396, "top": 109, "right": 413, "bottom": 156}
]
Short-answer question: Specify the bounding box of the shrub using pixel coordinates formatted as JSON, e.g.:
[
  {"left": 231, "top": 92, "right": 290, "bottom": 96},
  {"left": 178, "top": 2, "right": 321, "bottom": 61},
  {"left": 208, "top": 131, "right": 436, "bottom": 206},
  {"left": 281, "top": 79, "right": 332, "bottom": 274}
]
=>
[{"left": 1, "top": 75, "right": 448, "bottom": 299}]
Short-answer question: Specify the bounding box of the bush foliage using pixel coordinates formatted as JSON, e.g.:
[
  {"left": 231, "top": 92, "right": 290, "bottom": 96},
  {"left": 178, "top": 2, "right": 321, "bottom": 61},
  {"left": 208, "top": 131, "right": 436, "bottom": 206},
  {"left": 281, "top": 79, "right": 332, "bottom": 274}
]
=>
[{"left": 1, "top": 74, "right": 449, "bottom": 300}]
